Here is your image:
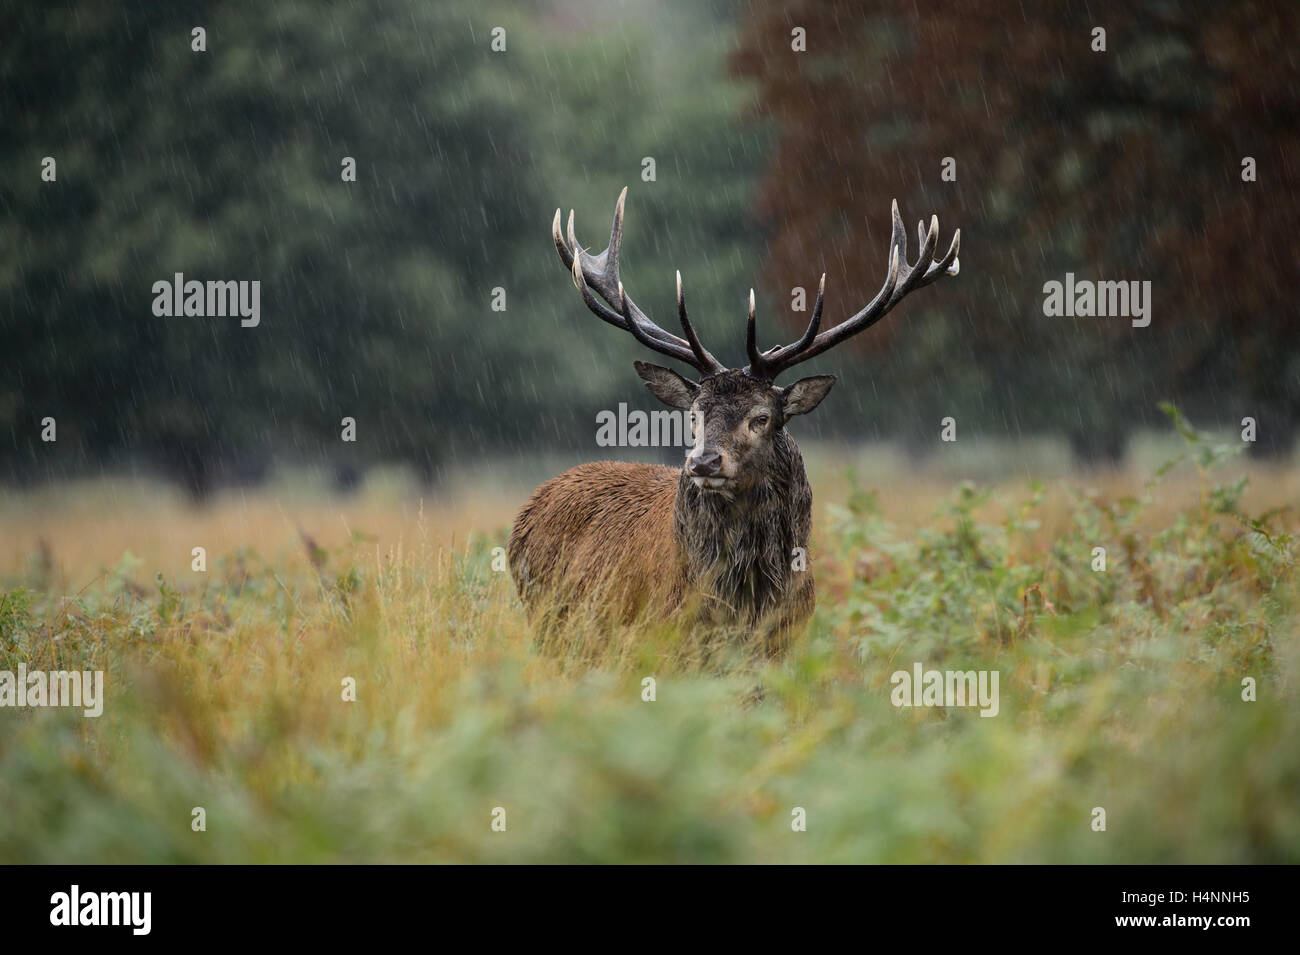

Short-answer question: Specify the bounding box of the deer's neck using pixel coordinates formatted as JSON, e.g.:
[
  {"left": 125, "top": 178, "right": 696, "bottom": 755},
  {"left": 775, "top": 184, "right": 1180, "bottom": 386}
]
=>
[{"left": 673, "top": 431, "right": 812, "bottom": 622}]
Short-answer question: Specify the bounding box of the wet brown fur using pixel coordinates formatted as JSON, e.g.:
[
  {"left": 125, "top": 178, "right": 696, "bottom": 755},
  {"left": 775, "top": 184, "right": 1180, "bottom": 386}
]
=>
[{"left": 508, "top": 370, "right": 818, "bottom": 655}]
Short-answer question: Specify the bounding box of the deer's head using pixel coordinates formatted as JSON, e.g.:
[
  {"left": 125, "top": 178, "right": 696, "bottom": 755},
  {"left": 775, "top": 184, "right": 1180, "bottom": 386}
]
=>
[
  {"left": 553, "top": 188, "right": 960, "bottom": 496},
  {"left": 633, "top": 365, "right": 832, "bottom": 494}
]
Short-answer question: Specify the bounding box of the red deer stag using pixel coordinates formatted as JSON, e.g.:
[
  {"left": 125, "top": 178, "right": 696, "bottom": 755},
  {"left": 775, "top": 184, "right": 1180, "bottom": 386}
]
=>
[{"left": 509, "top": 188, "right": 960, "bottom": 654}]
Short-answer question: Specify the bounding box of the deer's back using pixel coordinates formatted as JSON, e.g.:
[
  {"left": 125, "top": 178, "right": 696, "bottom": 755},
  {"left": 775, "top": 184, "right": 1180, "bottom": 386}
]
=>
[{"left": 508, "top": 461, "right": 684, "bottom": 620}]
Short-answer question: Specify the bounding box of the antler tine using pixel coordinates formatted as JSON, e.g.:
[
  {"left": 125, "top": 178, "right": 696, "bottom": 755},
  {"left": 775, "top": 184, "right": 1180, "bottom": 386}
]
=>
[
  {"left": 677, "top": 270, "right": 726, "bottom": 374},
  {"left": 885, "top": 204, "right": 938, "bottom": 306},
  {"left": 607, "top": 187, "right": 625, "bottom": 276},
  {"left": 910, "top": 215, "right": 940, "bottom": 284},
  {"left": 745, "top": 289, "right": 762, "bottom": 370},
  {"left": 889, "top": 199, "right": 908, "bottom": 275},
  {"left": 553, "top": 189, "right": 724, "bottom": 374},
  {"left": 786, "top": 273, "right": 826, "bottom": 358},
  {"left": 569, "top": 249, "right": 634, "bottom": 332},
  {"left": 754, "top": 270, "right": 821, "bottom": 374},
  {"left": 571, "top": 255, "right": 710, "bottom": 373},
  {"left": 618, "top": 282, "right": 664, "bottom": 352},
  {"left": 552, "top": 207, "right": 575, "bottom": 271},
  {"left": 567, "top": 200, "right": 668, "bottom": 349},
  {"left": 750, "top": 201, "right": 958, "bottom": 378},
  {"left": 916, "top": 228, "right": 961, "bottom": 287}
]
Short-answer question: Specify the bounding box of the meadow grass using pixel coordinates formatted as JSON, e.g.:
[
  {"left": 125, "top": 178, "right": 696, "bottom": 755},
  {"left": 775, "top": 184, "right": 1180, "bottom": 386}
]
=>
[{"left": 1, "top": 417, "right": 1297, "bottom": 863}]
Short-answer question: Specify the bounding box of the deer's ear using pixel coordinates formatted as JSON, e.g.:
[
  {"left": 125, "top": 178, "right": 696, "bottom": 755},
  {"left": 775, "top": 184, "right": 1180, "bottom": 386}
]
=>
[
  {"left": 782, "top": 375, "right": 836, "bottom": 416},
  {"left": 635, "top": 361, "right": 699, "bottom": 409}
]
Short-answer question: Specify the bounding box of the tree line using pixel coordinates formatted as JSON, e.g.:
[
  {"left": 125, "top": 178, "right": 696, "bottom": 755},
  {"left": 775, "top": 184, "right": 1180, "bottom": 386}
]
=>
[{"left": 3, "top": 0, "right": 1294, "bottom": 500}]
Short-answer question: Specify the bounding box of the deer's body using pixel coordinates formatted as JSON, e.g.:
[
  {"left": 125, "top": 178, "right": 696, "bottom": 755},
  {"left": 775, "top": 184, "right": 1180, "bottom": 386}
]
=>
[
  {"left": 509, "top": 436, "right": 815, "bottom": 652},
  {"left": 510, "top": 461, "right": 684, "bottom": 620},
  {"left": 509, "top": 188, "right": 959, "bottom": 655}
]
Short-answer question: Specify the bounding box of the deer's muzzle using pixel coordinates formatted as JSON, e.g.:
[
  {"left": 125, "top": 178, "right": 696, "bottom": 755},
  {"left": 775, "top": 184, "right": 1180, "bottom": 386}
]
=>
[{"left": 686, "top": 449, "right": 724, "bottom": 478}]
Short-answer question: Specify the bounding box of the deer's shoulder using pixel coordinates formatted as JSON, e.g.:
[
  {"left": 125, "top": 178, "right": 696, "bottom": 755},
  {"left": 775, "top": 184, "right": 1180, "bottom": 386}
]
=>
[
  {"left": 520, "top": 460, "right": 678, "bottom": 517},
  {"left": 541, "top": 460, "right": 677, "bottom": 492}
]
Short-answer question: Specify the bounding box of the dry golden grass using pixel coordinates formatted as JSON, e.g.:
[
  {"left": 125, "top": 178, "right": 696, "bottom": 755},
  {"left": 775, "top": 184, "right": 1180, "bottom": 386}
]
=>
[
  {"left": 1, "top": 432, "right": 1297, "bottom": 863},
  {"left": 6, "top": 445, "right": 1294, "bottom": 592},
  {"left": 0, "top": 476, "right": 516, "bottom": 588}
]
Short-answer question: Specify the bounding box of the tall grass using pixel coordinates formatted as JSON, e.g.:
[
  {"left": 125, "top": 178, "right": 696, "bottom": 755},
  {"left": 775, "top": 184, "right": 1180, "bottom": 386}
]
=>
[{"left": 1, "top": 416, "right": 1297, "bottom": 862}]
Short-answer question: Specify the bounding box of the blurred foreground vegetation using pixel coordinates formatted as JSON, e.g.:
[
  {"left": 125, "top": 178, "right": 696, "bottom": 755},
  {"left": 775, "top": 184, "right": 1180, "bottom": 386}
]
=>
[{"left": 0, "top": 412, "right": 1296, "bottom": 863}]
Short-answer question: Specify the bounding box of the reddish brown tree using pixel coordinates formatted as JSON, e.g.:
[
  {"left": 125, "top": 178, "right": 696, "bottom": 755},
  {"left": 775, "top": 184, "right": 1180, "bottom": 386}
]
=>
[{"left": 734, "top": 0, "right": 1299, "bottom": 458}]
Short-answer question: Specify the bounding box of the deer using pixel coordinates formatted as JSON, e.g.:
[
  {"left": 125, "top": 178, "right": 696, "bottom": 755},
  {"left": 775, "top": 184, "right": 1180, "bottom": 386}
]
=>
[{"left": 508, "top": 188, "right": 960, "bottom": 656}]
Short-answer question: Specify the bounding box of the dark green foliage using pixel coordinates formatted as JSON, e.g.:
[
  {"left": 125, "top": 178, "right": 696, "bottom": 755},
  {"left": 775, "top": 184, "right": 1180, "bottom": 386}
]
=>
[{"left": 1, "top": 1, "right": 765, "bottom": 494}]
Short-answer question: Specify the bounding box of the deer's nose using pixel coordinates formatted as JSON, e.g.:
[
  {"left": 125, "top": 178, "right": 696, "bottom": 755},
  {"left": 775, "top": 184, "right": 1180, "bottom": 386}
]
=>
[{"left": 687, "top": 449, "right": 723, "bottom": 477}]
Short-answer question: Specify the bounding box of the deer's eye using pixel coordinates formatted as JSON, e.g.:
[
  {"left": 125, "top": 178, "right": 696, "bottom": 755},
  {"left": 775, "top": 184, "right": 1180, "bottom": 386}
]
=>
[{"left": 750, "top": 414, "right": 770, "bottom": 432}]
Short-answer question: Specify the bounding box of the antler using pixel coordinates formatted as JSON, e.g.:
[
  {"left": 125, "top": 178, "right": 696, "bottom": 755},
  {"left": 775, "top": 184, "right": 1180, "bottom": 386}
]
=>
[
  {"left": 553, "top": 187, "right": 726, "bottom": 376},
  {"left": 746, "top": 200, "right": 960, "bottom": 380}
]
